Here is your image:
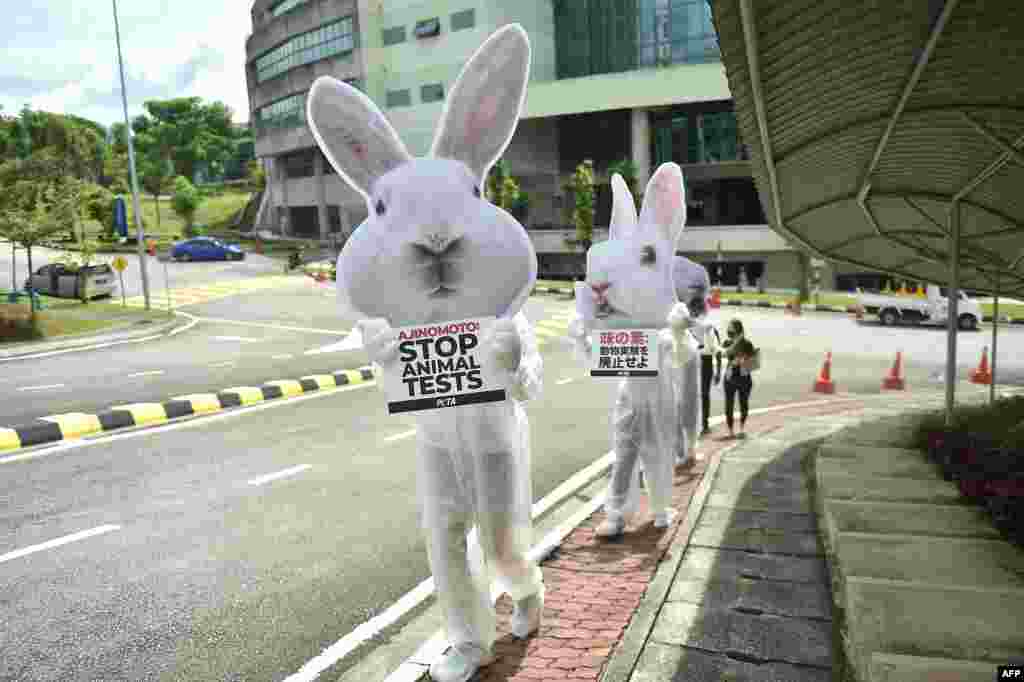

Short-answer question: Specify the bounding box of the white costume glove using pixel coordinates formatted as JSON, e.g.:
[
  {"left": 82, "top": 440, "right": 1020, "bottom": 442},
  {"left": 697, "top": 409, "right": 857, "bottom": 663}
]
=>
[
  {"left": 667, "top": 303, "right": 697, "bottom": 368},
  {"left": 486, "top": 318, "right": 522, "bottom": 372},
  {"left": 567, "top": 312, "right": 593, "bottom": 365},
  {"left": 357, "top": 318, "right": 400, "bottom": 368}
]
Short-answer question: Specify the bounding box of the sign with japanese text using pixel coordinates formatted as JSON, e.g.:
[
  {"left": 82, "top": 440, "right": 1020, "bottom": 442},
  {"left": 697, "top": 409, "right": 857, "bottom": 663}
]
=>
[
  {"left": 591, "top": 329, "right": 659, "bottom": 377},
  {"left": 380, "top": 316, "right": 508, "bottom": 414}
]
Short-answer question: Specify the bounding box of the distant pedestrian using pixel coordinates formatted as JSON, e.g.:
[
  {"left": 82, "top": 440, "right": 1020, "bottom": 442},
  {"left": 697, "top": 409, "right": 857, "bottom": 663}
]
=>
[
  {"left": 721, "top": 318, "right": 758, "bottom": 439},
  {"left": 694, "top": 313, "right": 723, "bottom": 436}
]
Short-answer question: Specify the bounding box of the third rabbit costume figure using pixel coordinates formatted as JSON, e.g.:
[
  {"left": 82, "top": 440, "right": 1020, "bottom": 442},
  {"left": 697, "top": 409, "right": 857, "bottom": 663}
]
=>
[
  {"left": 307, "top": 26, "right": 544, "bottom": 682},
  {"left": 568, "top": 164, "right": 698, "bottom": 538}
]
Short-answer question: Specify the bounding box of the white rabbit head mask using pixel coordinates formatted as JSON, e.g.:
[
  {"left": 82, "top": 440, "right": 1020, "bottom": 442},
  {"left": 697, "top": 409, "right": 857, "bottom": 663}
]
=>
[
  {"left": 582, "top": 163, "right": 687, "bottom": 329},
  {"left": 306, "top": 25, "right": 536, "bottom": 326},
  {"left": 673, "top": 255, "right": 711, "bottom": 320}
]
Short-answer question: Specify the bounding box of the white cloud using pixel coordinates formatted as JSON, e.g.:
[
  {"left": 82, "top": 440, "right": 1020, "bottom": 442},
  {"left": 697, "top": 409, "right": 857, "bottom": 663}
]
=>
[{"left": 0, "top": 1, "right": 252, "bottom": 127}]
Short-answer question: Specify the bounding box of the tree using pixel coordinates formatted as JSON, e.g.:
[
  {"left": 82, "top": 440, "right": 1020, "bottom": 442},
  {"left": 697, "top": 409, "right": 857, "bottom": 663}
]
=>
[
  {"left": 247, "top": 159, "right": 266, "bottom": 191},
  {"left": 139, "top": 154, "right": 173, "bottom": 229},
  {"left": 171, "top": 176, "right": 202, "bottom": 235},
  {"left": 133, "top": 97, "right": 236, "bottom": 181},
  {"left": 486, "top": 159, "right": 522, "bottom": 211},
  {"left": 0, "top": 183, "right": 77, "bottom": 316},
  {"left": 564, "top": 160, "right": 596, "bottom": 279},
  {"left": 607, "top": 158, "right": 642, "bottom": 206}
]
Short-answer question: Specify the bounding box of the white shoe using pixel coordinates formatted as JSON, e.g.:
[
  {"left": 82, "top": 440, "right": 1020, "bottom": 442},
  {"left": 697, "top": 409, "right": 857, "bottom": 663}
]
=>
[
  {"left": 511, "top": 591, "right": 543, "bottom": 639},
  {"left": 429, "top": 643, "right": 495, "bottom": 682},
  {"left": 653, "top": 509, "right": 677, "bottom": 529},
  {"left": 596, "top": 512, "right": 626, "bottom": 537}
]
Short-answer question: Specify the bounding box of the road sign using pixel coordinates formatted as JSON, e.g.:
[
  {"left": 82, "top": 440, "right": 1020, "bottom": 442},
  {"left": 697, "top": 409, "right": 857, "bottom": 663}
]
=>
[{"left": 112, "top": 256, "right": 128, "bottom": 272}]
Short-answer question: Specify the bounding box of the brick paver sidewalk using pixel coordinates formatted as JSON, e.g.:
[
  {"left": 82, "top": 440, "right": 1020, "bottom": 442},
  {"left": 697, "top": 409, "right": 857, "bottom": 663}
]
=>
[{"left": 471, "top": 397, "right": 868, "bottom": 682}]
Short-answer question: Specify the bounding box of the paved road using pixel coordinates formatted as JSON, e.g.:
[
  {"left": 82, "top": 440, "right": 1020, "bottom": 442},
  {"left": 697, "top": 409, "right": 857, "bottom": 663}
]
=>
[
  {"left": 2, "top": 297, "right": 1022, "bottom": 681},
  {"left": 0, "top": 243, "right": 286, "bottom": 299}
]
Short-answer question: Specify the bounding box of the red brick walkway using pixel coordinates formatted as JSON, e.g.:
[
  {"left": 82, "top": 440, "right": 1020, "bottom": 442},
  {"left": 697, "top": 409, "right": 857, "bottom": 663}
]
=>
[{"left": 473, "top": 397, "right": 868, "bottom": 682}]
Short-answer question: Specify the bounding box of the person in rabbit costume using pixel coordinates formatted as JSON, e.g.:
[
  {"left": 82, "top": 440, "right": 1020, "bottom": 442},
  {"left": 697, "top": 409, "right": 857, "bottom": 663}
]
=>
[
  {"left": 567, "top": 164, "right": 699, "bottom": 537},
  {"left": 672, "top": 254, "right": 714, "bottom": 463},
  {"left": 305, "top": 26, "right": 543, "bottom": 682}
]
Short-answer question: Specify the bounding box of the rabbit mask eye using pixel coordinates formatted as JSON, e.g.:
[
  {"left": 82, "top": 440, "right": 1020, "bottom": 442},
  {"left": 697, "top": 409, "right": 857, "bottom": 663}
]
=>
[
  {"left": 640, "top": 245, "right": 656, "bottom": 265},
  {"left": 374, "top": 199, "right": 386, "bottom": 216}
]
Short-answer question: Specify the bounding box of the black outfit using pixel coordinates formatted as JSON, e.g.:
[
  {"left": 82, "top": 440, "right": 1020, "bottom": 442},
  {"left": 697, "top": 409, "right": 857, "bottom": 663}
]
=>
[
  {"left": 700, "top": 356, "right": 714, "bottom": 431},
  {"left": 722, "top": 337, "right": 755, "bottom": 432}
]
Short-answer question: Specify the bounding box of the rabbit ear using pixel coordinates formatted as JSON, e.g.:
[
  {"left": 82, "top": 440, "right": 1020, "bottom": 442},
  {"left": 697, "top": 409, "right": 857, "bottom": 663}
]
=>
[
  {"left": 639, "top": 162, "right": 687, "bottom": 246},
  {"left": 307, "top": 76, "right": 412, "bottom": 201},
  {"left": 430, "top": 24, "right": 531, "bottom": 182},
  {"left": 609, "top": 173, "right": 638, "bottom": 241}
]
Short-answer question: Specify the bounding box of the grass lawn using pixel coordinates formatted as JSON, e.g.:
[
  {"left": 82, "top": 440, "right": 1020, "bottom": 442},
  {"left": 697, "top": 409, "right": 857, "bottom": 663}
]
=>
[
  {"left": 980, "top": 302, "right": 1024, "bottom": 319},
  {"left": 0, "top": 295, "right": 171, "bottom": 345},
  {"left": 51, "top": 186, "right": 255, "bottom": 254}
]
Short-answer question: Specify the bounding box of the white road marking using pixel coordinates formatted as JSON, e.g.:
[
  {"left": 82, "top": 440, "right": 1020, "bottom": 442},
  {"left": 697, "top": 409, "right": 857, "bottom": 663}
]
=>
[
  {"left": 247, "top": 464, "right": 312, "bottom": 487},
  {"left": 0, "top": 524, "right": 121, "bottom": 565},
  {"left": 0, "top": 381, "right": 375, "bottom": 465},
  {"left": 211, "top": 361, "right": 236, "bottom": 369},
  {"left": 127, "top": 370, "right": 165, "bottom": 378},
  {"left": 383, "top": 429, "right": 417, "bottom": 443},
  {"left": 17, "top": 383, "right": 65, "bottom": 392},
  {"left": 305, "top": 327, "right": 363, "bottom": 355},
  {"left": 272, "top": 354, "right": 294, "bottom": 360},
  {"left": 167, "top": 312, "right": 199, "bottom": 337},
  {"left": 211, "top": 336, "right": 260, "bottom": 343},
  {"left": 192, "top": 316, "right": 349, "bottom": 336},
  {"left": 556, "top": 377, "right": 575, "bottom": 385}
]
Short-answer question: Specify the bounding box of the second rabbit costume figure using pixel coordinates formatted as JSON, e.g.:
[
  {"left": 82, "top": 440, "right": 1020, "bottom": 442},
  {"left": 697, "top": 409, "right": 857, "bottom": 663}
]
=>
[
  {"left": 568, "top": 164, "right": 698, "bottom": 537},
  {"left": 306, "top": 26, "right": 544, "bottom": 682}
]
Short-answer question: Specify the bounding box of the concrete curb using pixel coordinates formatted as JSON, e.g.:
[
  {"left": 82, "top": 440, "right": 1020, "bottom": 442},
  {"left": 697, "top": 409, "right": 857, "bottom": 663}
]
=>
[
  {"left": 0, "top": 313, "right": 186, "bottom": 361},
  {"left": 0, "top": 366, "right": 376, "bottom": 454}
]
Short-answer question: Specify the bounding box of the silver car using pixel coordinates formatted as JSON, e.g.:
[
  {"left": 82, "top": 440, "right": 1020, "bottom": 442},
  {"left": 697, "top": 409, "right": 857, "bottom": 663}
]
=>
[{"left": 26, "top": 263, "right": 117, "bottom": 299}]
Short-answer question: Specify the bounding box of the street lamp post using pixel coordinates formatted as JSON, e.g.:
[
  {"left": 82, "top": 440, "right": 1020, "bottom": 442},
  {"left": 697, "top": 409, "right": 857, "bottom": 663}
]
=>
[{"left": 112, "top": 0, "right": 151, "bottom": 311}]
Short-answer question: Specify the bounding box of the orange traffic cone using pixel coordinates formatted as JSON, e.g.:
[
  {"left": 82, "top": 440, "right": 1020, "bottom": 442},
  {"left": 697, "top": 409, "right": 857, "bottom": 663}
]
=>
[
  {"left": 814, "top": 351, "right": 836, "bottom": 394},
  {"left": 883, "top": 351, "right": 906, "bottom": 390},
  {"left": 969, "top": 346, "right": 993, "bottom": 385}
]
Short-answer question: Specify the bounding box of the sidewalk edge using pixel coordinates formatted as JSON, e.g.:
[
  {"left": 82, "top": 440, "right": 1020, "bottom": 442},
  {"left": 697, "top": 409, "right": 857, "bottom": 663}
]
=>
[
  {"left": 599, "top": 432, "right": 732, "bottom": 682},
  {"left": 0, "top": 312, "right": 185, "bottom": 361}
]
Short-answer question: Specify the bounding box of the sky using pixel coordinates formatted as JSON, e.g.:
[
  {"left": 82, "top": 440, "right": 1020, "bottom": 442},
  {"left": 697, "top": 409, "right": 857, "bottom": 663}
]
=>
[{"left": 0, "top": 1, "right": 253, "bottom": 129}]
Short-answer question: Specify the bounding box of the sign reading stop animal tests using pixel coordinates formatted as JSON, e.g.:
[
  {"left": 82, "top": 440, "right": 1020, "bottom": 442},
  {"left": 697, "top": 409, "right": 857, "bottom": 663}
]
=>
[
  {"left": 591, "top": 329, "right": 659, "bottom": 378},
  {"left": 381, "top": 317, "right": 508, "bottom": 414}
]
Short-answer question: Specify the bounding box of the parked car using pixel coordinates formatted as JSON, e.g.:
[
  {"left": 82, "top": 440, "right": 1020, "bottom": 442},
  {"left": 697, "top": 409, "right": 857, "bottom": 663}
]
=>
[
  {"left": 856, "top": 283, "right": 982, "bottom": 331},
  {"left": 171, "top": 237, "right": 245, "bottom": 262},
  {"left": 25, "top": 263, "right": 117, "bottom": 300}
]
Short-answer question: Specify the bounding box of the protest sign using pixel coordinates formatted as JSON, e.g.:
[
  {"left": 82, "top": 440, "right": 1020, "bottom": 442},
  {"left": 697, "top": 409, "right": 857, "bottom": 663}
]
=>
[
  {"left": 379, "top": 316, "right": 508, "bottom": 414},
  {"left": 591, "top": 329, "right": 659, "bottom": 377}
]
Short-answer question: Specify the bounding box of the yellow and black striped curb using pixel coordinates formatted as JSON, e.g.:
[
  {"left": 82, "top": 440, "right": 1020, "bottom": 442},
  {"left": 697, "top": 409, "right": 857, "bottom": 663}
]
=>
[{"left": 0, "top": 366, "right": 376, "bottom": 454}]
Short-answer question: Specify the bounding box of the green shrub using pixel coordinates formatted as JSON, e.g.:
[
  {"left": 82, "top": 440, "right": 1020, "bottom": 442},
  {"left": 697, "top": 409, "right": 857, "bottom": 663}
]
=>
[{"left": 171, "top": 176, "right": 202, "bottom": 236}]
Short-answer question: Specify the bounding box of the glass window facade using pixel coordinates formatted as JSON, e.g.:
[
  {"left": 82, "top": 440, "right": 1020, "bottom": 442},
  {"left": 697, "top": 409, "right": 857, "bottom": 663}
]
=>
[
  {"left": 254, "top": 80, "right": 362, "bottom": 136},
  {"left": 386, "top": 89, "right": 412, "bottom": 108},
  {"left": 651, "top": 109, "right": 747, "bottom": 166},
  {"left": 255, "top": 17, "right": 356, "bottom": 83},
  {"left": 269, "top": 0, "right": 310, "bottom": 17},
  {"left": 554, "top": 0, "right": 719, "bottom": 79},
  {"left": 421, "top": 83, "right": 445, "bottom": 103},
  {"left": 451, "top": 9, "right": 476, "bottom": 31},
  {"left": 382, "top": 26, "right": 406, "bottom": 46}
]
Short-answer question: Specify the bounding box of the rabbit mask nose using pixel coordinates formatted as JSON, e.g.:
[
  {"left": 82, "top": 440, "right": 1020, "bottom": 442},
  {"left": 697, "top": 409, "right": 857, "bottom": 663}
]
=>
[
  {"left": 590, "top": 282, "right": 611, "bottom": 305},
  {"left": 420, "top": 231, "right": 461, "bottom": 256}
]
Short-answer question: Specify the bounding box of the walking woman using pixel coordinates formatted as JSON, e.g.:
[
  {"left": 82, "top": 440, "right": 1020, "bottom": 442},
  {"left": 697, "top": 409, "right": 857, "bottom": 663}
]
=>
[{"left": 721, "top": 318, "right": 758, "bottom": 439}]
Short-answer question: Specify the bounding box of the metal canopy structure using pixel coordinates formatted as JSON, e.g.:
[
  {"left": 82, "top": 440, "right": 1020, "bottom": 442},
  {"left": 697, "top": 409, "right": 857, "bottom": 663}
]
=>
[{"left": 708, "top": 0, "right": 1024, "bottom": 299}]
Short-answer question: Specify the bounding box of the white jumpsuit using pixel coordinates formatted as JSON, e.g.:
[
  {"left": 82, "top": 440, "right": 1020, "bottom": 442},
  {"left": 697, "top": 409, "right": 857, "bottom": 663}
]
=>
[{"left": 410, "top": 311, "right": 544, "bottom": 651}]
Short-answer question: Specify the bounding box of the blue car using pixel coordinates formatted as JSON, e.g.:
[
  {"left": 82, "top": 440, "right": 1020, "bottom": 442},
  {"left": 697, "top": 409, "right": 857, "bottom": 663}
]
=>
[{"left": 171, "top": 237, "right": 245, "bottom": 262}]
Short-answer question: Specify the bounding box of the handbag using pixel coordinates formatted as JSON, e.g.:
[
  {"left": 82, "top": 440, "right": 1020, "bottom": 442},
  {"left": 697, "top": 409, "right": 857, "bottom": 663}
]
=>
[{"left": 740, "top": 347, "right": 761, "bottom": 372}]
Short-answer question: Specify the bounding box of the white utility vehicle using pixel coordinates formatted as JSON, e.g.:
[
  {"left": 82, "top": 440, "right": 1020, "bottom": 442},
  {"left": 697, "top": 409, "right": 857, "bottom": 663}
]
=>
[{"left": 856, "top": 283, "right": 982, "bottom": 331}]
